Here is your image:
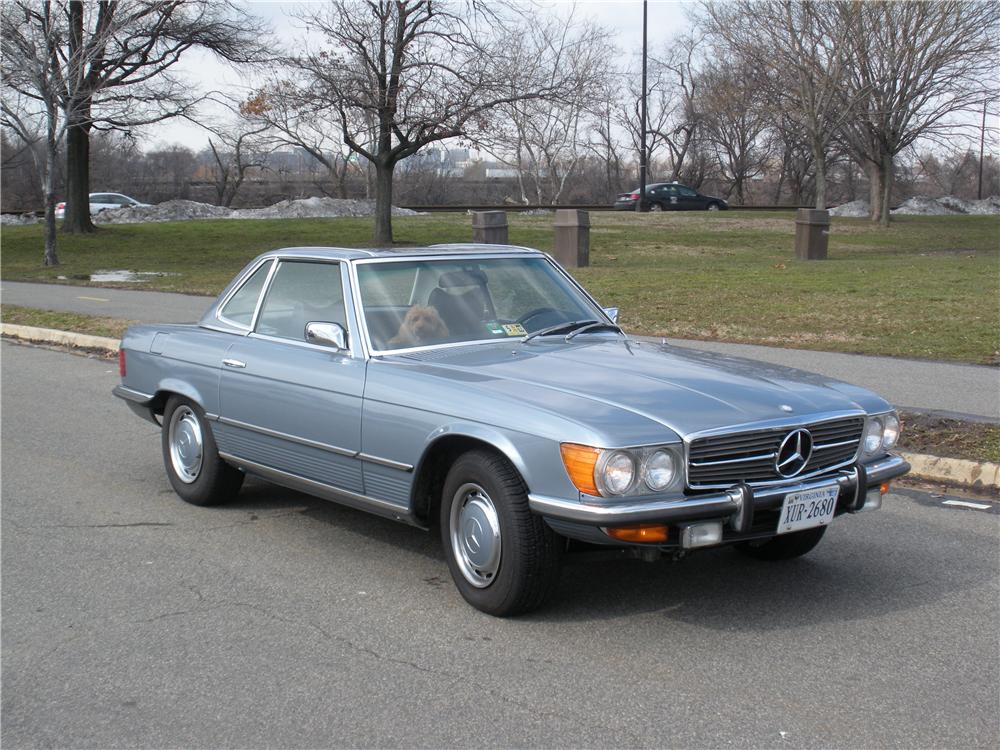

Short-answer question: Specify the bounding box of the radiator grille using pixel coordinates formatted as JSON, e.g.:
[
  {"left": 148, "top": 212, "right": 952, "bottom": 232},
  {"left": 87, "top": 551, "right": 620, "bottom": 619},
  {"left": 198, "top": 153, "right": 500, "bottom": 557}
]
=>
[{"left": 687, "top": 416, "right": 865, "bottom": 488}]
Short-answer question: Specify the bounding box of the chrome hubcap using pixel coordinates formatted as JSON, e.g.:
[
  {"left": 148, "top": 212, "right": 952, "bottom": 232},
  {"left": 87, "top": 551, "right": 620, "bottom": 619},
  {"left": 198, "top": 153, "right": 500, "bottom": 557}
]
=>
[
  {"left": 450, "top": 483, "right": 501, "bottom": 588},
  {"left": 168, "top": 406, "right": 203, "bottom": 483}
]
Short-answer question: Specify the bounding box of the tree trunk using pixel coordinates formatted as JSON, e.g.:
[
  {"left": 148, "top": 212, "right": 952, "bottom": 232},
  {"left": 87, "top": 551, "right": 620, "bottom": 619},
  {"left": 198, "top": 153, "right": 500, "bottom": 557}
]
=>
[
  {"left": 43, "top": 117, "right": 60, "bottom": 267},
  {"left": 62, "top": 115, "right": 96, "bottom": 233},
  {"left": 867, "top": 161, "right": 884, "bottom": 224},
  {"left": 813, "top": 141, "right": 827, "bottom": 210},
  {"left": 879, "top": 152, "right": 893, "bottom": 227},
  {"left": 63, "top": 1, "right": 95, "bottom": 234},
  {"left": 373, "top": 160, "right": 394, "bottom": 245}
]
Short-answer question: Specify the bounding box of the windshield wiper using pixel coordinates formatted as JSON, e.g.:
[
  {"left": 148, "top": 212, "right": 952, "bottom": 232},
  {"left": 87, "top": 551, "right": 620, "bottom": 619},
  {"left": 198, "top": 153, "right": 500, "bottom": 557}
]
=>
[
  {"left": 564, "top": 321, "right": 627, "bottom": 341},
  {"left": 521, "top": 319, "right": 599, "bottom": 343}
]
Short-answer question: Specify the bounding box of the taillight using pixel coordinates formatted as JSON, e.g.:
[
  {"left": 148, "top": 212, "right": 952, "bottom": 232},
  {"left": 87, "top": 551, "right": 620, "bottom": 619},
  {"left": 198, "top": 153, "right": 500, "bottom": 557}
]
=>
[
  {"left": 56, "top": 202, "right": 65, "bottom": 209},
  {"left": 629, "top": 192, "right": 639, "bottom": 199},
  {"left": 118, "top": 348, "right": 126, "bottom": 377}
]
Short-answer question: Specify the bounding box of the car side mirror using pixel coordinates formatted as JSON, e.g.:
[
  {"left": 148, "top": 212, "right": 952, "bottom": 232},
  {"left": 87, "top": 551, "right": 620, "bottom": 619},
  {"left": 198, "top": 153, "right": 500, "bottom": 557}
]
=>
[
  {"left": 305, "top": 321, "right": 348, "bottom": 351},
  {"left": 603, "top": 307, "right": 619, "bottom": 324}
]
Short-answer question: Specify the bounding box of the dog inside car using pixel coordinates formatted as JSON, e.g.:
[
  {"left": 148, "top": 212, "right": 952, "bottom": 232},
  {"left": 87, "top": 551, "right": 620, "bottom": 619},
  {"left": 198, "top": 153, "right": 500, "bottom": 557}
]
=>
[{"left": 388, "top": 304, "right": 450, "bottom": 347}]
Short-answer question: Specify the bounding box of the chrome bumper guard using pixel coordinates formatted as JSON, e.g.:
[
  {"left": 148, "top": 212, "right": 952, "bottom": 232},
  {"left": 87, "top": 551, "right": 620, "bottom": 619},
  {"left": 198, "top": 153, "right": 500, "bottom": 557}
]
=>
[{"left": 528, "top": 454, "right": 910, "bottom": 527}]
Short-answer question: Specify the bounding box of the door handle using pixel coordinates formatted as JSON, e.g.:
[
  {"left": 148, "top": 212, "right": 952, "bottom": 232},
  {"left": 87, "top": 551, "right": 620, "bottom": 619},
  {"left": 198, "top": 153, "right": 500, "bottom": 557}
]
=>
[{"left": 222, "top": 358, "right": 246, "bottom": 368}]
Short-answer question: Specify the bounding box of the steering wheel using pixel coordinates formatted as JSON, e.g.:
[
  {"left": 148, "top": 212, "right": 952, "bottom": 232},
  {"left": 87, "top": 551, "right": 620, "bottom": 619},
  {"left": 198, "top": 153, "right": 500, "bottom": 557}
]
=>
[{"left": 516, "top": 307, "right": 561, "bottom": 328}]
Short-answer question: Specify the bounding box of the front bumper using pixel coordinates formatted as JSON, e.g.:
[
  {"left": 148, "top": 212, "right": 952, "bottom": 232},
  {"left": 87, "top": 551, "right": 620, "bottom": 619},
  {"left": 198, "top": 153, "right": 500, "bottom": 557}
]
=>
[{"left": 528, "top": 454, "right": 909, "bottom": 527}]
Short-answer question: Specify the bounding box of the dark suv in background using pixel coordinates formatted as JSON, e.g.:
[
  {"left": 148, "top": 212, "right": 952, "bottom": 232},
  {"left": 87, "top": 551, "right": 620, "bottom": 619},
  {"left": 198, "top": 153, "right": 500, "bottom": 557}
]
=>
[{"left": 614, "top": 182, "right": 728, "bottom": 211}]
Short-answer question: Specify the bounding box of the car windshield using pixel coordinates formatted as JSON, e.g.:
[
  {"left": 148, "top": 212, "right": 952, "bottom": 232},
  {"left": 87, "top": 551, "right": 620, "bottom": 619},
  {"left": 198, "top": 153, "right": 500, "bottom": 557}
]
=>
[{"left": 356, "top": 256, "right": 603, "bottom": 351}]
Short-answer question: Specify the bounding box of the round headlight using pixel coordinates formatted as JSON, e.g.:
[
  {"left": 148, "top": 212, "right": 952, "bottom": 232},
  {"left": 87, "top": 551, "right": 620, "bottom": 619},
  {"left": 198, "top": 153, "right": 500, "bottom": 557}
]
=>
[
  {"left": 882, "top": 413, "right": 900, "bottom": 450},
  {"left": 599, "top": 450, "right": 635, "bottom": 495},
  {"left": 642, "top": 450, "right": 676, "bottom": 491},
  {"left": 864, "top": 417, "right": 884, "bottom": 454}
]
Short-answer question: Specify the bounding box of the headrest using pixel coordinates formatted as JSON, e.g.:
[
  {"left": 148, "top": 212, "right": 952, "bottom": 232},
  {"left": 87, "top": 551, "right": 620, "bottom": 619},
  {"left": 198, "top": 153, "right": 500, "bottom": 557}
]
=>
[{"left": 438, "top": 270, "right": 487, "bottom": 288}]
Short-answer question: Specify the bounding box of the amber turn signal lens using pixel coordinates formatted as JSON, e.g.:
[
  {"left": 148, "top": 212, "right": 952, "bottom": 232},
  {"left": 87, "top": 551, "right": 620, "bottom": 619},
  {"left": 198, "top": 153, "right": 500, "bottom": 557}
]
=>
[
  {"left": 560, "top": 443, "right": 601, "bottom": 496},
  {"left": 606, "top": 525, "right": 669, "bottom": 543},
  {"left": 880, "top": 482, "right": 891, "bottom": 495}
]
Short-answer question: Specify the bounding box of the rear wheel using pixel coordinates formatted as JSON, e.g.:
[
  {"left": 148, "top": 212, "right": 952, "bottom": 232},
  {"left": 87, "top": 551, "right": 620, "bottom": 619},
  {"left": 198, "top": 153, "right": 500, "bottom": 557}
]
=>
[
  {"left": 440, "top": 450, "right": 561, "bottom": 616},
  {"left": 161, "top": 395, "right": 243, "bottom": 506},
  {"left": 735, "top": 526, "right": 826, "bottom": 560},
  {"left": 650, "top": 202, "right": 663, "bottom": 212}
]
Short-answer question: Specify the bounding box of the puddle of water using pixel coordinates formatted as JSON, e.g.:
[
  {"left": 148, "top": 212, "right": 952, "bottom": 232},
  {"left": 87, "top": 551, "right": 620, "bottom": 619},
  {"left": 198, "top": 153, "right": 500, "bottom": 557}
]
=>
[{"left": 89, "top": 270, "right": 178, "bottom": 283}]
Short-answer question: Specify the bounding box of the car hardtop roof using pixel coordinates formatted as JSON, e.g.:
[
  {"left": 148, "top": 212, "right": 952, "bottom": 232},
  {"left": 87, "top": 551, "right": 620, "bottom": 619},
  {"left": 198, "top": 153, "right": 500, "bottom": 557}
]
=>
[{"left": 258, "top": 244, "right": 544, "bottom": 262}]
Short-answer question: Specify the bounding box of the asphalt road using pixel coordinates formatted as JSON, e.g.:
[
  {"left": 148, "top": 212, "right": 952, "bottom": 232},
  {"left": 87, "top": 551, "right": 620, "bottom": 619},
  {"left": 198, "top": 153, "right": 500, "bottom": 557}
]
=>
[
  {"left": 3, "top": 280, "right": 997, "bottom": 420},
  {"left": 2, "top": 340, "right": 998, "bottom": 749}
]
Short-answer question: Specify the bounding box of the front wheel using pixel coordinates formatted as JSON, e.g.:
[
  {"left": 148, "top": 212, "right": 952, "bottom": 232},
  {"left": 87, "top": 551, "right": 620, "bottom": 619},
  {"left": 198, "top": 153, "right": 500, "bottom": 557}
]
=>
[
  {"left": 734, "top": 526, "right": 826, "bottom": 561},
  {"left": 440, "top": 450, "right": 561, "bottom": 616},
  {"left": 161, "top": 395, "right": 244, "bottom": 506},
  {"left": 707, "top": 202, "right": 721, "bottom": 211}
]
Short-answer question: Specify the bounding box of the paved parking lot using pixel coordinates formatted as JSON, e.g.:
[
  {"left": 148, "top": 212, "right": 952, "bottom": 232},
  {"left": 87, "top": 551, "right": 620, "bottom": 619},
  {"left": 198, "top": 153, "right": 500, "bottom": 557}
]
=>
[{"left": 2, "top": 340, "right": 998, "bottom": 748}]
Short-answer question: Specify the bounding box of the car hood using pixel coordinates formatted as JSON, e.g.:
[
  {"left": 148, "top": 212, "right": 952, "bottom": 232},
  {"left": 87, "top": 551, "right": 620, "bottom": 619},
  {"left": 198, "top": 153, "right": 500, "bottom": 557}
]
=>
[{"left": 392, "top": 338, "right": 888, "bottom": 439}]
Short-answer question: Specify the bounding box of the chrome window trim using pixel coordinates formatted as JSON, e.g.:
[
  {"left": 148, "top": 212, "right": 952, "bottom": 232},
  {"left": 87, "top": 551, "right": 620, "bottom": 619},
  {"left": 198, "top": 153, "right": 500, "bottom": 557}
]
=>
[
  {"left": 216, "top": 258, "right": 276, "bottom": 331},
  {"left": 348, "top": 253, "right": 616, "bottom": 358},
  {"left": 247, "top": 259, "right": 355, "bottom": 355},
  {"left": 682, "top": 410, "right": 867, "bottom": 490}
]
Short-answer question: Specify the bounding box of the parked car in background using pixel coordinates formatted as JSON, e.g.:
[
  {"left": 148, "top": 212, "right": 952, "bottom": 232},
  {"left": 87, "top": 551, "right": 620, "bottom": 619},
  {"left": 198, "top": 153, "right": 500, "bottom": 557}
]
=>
[
  {"left": 55, "top": 192, "right": 149, "bottom": 219},
  {"left": 114, "top": 244, "right": 908, "bottom": 616},
  {"left": 614, "top": 182, "right": 729, "bottom": 211}
]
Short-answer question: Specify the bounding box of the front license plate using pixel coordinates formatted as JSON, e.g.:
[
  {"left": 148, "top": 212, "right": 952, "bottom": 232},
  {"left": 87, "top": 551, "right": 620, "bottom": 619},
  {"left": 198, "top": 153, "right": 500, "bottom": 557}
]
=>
[{"left": 777, "top": 485, "right": 839, "bottom": 534}]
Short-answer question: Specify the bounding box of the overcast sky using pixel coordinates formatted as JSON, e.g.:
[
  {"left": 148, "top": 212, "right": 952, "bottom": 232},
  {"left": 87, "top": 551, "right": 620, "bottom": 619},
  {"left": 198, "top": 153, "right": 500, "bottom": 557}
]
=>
[{"left": 148, "top": 0, "right": 694, "bottom": 150}]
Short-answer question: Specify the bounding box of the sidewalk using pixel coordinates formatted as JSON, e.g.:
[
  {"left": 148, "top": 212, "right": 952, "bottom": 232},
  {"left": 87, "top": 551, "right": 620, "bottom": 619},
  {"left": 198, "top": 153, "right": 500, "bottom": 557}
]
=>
[{"left": 3, "top": 279, "right": 998, "bottom": 421}]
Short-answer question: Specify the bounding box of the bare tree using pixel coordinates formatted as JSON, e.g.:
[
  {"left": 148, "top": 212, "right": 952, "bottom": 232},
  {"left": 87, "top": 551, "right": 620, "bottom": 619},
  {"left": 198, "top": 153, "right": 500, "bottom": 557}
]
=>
[
  {"left": 649, "top": 33, "right": 706, "bottom": 184},
  {"left": 1, "top": 2, "right": 92, "bottom": 265},
  {"left": 241, "top": 79, "right": 357, "bottom": 199},
  {"left": 198, "top": 95, "right": 274, "bottom": 207},
  {"left": 289, "top": 0, "right": 585, "bottom": 243},
  {"left": 698, "top": 65, "right": 772, "bottom": 205},
  {"left": 42, "top": 1, "right": 269, "bottom": 233},
  {"left": 838, "top": 1, "right": 999, "bottom": 225},
  {"left": 701, "top": 1, "right": 860, "bottom": 210},
  {"left": 475, "top": 13, "right": 615, "bottom": 204}
]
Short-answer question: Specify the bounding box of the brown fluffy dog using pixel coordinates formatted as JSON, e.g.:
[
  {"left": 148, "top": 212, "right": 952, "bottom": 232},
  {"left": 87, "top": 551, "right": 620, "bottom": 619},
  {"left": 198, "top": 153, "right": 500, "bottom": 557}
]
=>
[{"left": 388, "top": 305, "right": 450, "bottom": 347}]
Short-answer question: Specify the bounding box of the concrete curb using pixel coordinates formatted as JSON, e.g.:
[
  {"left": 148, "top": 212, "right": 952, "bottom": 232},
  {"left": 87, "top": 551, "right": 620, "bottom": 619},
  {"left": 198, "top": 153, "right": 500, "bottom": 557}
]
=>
[
  {"left": 3, "top": 324, "right": 996, "bottom": 491},
  {"left": 899, "top": 451, "right": 999, "bottom": 492},
  {"left": 1, "top": 323, "right": 119, "bottom": 352}
]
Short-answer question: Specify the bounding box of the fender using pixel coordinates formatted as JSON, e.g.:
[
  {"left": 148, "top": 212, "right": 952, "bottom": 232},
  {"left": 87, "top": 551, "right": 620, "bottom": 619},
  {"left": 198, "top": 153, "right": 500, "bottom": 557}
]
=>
[
  {"left": 417, "top": 421, "right": 532, "bottom": 485},
  {"left": 155, "top": 377, "right": 210, "bottom": 414}
]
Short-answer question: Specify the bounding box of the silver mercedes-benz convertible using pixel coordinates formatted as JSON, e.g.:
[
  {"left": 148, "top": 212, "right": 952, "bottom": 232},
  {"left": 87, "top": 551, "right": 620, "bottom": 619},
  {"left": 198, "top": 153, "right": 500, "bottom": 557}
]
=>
[{"left": 114, "top": 244, "right": 909, "bottom": 615}]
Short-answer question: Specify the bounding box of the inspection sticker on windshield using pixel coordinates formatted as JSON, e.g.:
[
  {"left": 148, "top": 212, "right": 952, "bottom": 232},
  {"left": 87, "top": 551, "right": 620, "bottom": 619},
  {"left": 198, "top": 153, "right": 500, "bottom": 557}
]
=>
[
  {"left": 777, "top": 484, "right": 839, "bottom": 534},
  {"left": 502, "top": 323, "right": 527, "bottom": 336}
]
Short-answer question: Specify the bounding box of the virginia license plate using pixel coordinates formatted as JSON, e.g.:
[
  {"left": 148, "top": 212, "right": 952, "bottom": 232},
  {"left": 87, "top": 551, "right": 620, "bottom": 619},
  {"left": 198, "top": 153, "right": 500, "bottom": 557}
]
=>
[{"left": 777, "top": 485, "right": 839, "bottom": 534}]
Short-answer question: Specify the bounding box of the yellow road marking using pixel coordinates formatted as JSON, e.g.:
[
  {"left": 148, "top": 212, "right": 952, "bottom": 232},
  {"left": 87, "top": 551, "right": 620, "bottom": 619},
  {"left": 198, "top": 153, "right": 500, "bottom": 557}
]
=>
[{"left": 76, "top": 296, "right": 109, "bottom": 302}]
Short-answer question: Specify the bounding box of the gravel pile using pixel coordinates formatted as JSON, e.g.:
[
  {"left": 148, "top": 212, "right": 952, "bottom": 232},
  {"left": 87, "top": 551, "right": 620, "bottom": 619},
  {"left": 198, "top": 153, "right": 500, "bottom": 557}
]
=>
[
  {"left": 829, "top": 199, "right": 870, "bottom": 217},
  {"left": 92, "top": 196, "right": 418, "bottom": 224},
  {"left": 1, "top": 213, "right": 40, "bottom": 225},
  {"left": 891, "top": 196, "right": 961, "bottom": 215}
]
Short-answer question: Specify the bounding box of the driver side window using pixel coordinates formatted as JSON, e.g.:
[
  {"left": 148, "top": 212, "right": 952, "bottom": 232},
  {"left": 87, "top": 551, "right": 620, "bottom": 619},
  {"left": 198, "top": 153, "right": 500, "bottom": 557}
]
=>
[{"left": 255, "top": 261, "right": 346, "bottom": 343}]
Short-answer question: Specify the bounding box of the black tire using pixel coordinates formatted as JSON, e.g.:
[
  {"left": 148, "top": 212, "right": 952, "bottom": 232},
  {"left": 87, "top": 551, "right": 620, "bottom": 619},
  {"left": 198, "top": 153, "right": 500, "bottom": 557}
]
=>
[
  {"left": 735, "top": 526, "right": 827, "bottom": 561},
  {"left": 161, "top": 395, "right": 243, "bottom": 506},
  {"left": 439, "top": 450, "right": 561, "bottom": 616},
  {"left": 706, "top": 202, "right": 721, "bottom": 211}
]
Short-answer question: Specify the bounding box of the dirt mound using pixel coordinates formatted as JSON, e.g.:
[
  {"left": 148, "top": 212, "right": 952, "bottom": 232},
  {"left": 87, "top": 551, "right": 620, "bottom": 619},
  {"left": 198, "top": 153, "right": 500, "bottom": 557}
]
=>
[
  {"left": 94, "top": 199, "right": 231, "bottom": 224},
  {"left": 0, "top": 213, "right": 40, "bottom": 225},
  {"left": 891, "top": 196, "right": 961, "bottom": 215},
  {"left": 829, "top": 199, "right": 870, "bottom": 217},
  {"left": 92, "top": 196, "right": 418, "bottom": 224},
  {"left": 230, "top": 196, "right": 417, "bottom": 220}
]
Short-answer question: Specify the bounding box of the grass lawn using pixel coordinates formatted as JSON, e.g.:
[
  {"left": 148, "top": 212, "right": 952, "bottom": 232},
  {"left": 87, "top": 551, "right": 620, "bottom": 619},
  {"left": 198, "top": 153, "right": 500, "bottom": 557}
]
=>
[
  {"left": 2, "top": 210, "right": 998, "bottom": 363},
  {"left": 1, "top": 304, "right": 134, "bottom": 339}
]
